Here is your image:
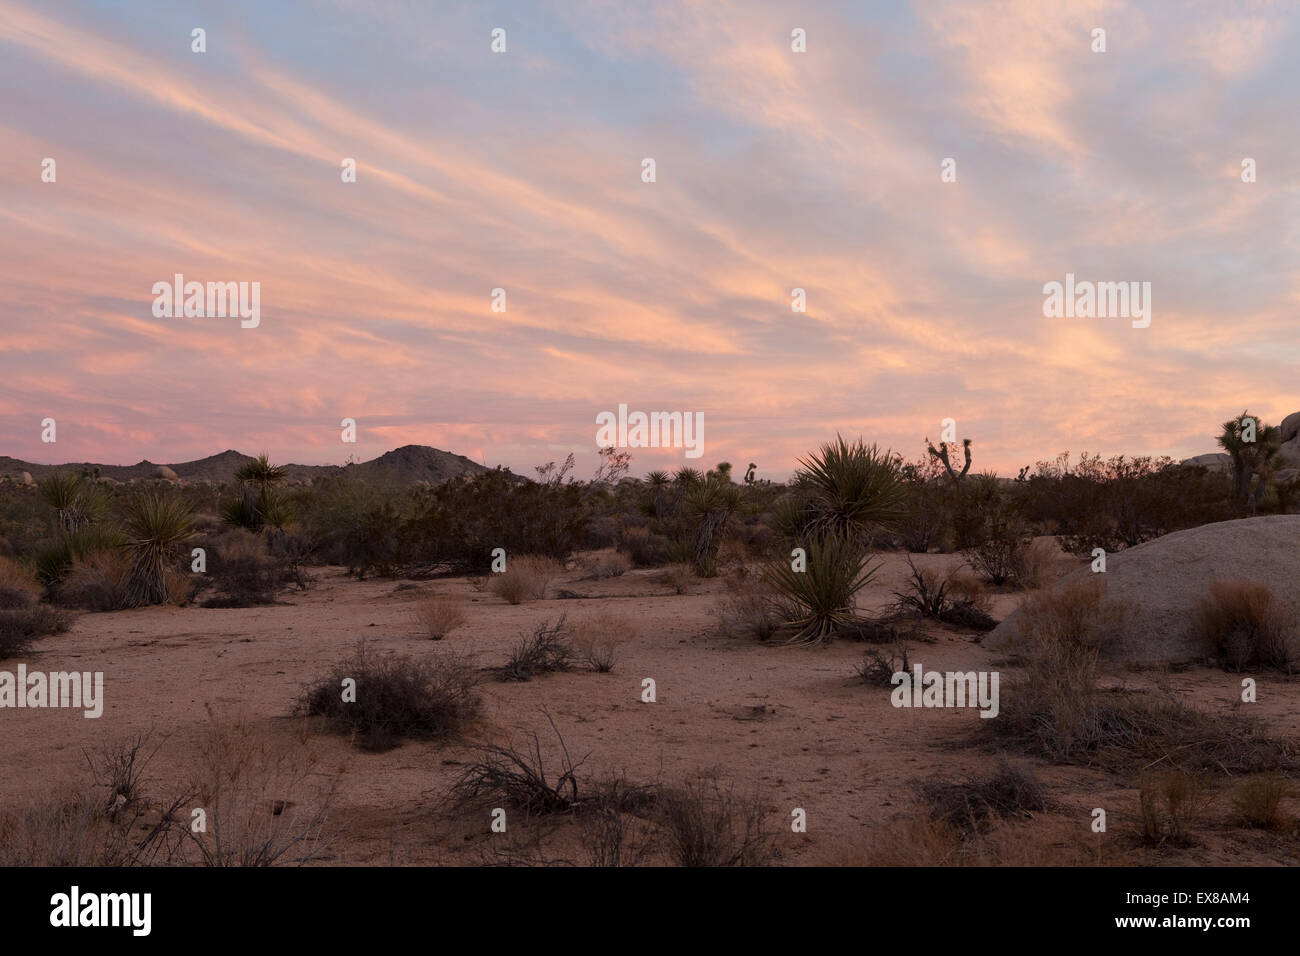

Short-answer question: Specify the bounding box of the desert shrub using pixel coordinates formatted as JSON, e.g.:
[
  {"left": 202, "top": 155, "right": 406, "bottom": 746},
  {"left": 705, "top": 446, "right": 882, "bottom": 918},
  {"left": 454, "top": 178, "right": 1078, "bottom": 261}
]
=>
[
  {"left": 412, "top": 593, "right": 467, "bottom": 640},
  {"left": 961, "top": 493, "right": 1032, "bottom": 586},
  {"left": 498, "top": 618, "right": 574, "bottom": 681},
  {"left": 657, "top": 562, "right": 694, "bottom": 595},
  {"left": 854, "top": 644, "right": 910, "bottom": 686},
  {"left": 920, "top": 763, "right": 1046, "bottom": 833},
  {"left": 1232, "top": 775, "right": 1289, "bottom": 830},
  {"left": 488, "top": 555, "right": 562, "bottom": 604},
  {"left": 0, "top": 555, "right": 40, "bottom": 606},
  {"left": 656, "top": 772, "right": 776, "bottom": 867},
  {"left": 714, "top": 569, "right": 779, "bottom": 641},
  {"left": 0, "top": 602, "right": 71, "bottom": 658},
  {"left": 57, "top": 549, "right": 131, "bottom": 610},
  {"left": 579, "top": 550, "right": 630, "bottom": 580},
  {"left": 568, "top": 611, "right": 634, "bottom": 672},
  {"left": 617, "top": 525, "right": 671, "bottom": 567},
  {"left": 187, "top": 711, "right": 335, "bottom": 866},
  {"left": 1138, "top": 771, "right": 1213, "bottom": 847},
  {"left": 200, "top": 530, "right": 305, "bottom": 608},
  {"left": 892, "top": 559, "right": 996, "bottom": 631},
  {"left": 32, "top": 523, "right": 126, "bottom": 586},
  {"left": 765, "top": 531, "right": 875, "bottom": 644},
  {"left": 1016, "top": 537, "right": 1074, "bottom": 589},
  {"left": 1193, "top": 580, "right": 1297, "bottom": 673},
  {"left": 301, "top": 641, "right": 480, "bottom": 752}
]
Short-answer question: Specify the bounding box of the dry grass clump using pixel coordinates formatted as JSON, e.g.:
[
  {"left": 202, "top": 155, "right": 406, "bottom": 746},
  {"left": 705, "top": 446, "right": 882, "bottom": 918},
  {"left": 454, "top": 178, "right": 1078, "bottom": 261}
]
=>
[
  {"left": 657, "top": 562, "right": 694, "bottom": 595},
  {"left": 0, "top": 600, "right": 71, "bottom": 659},
  {"left": 655, "top": 771, "right": 777, "bottom": 867},
  {"left": 580, "top": 550, "right": 630, "bottom": 580},
  {"left": 56, "top": 549, "right": 131, "bottom": 610},
  {"left": 892, "top": 558, "right": 996, "bottom": 631},
  {"left": 834, "top": 814, "right": 1123, "bottom": 866},
  {"left": 187, "top": 710, "right": 337, "bottom": 866},
  {"left": 1138, "top": 770, "right": 1213, "bottom": 847},
  {"left": 412, "top": 593, "right": 467, "bottom": 640},
  {"left": 0, "top": 555, "right": 41, "bottom": 606},
  {"left": 568, "top": 610, "right": 636, "bottom": 672},
  {"left": 488, "top": 555, "right": 563, "bottom": 604},
  {"left": 1193, "top": 579, "right": 1297, "bottom": 673},
  {"left": 989, "top": 578, "right": 1293, "bottom": 773},
  {"left": 854, "top": 644, "right": 910, "bottom": 686},
  {"left": 498, "top": 618, "right": 575, "bottom": 681},
  {"left": 713, "top": 568, "right": 779, "bottom": 641},
  {"left": 1232, "top": 774, "right": 1290, "bottom": 830},
  {"left": 920, "top": 763, "right": 1046, "bottom": 834},
  {"left": 301, "top": 641, "right": 480, "bottom": 752},
  {"left": 1016, "top": 537, "right": 1076, "bottom": 589}
]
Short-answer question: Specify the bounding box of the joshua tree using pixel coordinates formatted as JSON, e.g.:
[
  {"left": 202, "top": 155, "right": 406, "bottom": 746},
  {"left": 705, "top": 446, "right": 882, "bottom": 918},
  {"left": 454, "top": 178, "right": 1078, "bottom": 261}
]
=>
[
  {"left": 713, "top": 461, "right": 733, "bottom": 482},
  {"left": 1216, "top": 412, "right": 1281, "bottom": 512},
  {"left": 926, "top": 437, "right": 972, "bottom": 486},
  {"left": 683, "top": 474, "right": 741, "bottom": 575},
  {"left": 645, "top": 470, "right": 673, "bottom": 520},
  {"left": 744, "top": 463, "right": 757, "bottom": 485}
]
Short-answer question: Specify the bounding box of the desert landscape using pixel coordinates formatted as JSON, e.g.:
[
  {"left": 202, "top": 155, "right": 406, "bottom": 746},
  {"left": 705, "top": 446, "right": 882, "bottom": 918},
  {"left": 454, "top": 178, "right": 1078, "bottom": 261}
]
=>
[{"left": 2, "top": 418, "right": 1298, "bottom": 868}]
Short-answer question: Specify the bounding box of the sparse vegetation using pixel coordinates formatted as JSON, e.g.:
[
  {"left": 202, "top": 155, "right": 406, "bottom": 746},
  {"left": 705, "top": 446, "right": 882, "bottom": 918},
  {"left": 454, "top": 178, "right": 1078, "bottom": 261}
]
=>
[
  {"left": 301, "top": 641, "right": 481, "bottom": 752},
  {"left": 488, "top": 555, "right": 562, "bottom": 604},
  {"left": 1193, "top": 579, "right": 1297, "bottom": 673},
  {"left": 655, "top": 771, "right": 777, "bottom": 867},
  {"left": 412, "top": 593, "right": 467, "bottom": 640}
]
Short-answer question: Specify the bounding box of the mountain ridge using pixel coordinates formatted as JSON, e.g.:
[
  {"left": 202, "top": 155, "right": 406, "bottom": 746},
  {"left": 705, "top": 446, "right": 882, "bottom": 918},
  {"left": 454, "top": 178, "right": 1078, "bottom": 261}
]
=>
[{"left": 0, "top": 444, "right": 495, "bottom": 485}]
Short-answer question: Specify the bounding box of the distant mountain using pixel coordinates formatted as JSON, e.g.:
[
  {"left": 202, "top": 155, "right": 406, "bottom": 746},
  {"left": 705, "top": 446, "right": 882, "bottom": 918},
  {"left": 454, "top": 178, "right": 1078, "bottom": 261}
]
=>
[{"left": 0, "top": 445, "right": 494, "bottom": 486}]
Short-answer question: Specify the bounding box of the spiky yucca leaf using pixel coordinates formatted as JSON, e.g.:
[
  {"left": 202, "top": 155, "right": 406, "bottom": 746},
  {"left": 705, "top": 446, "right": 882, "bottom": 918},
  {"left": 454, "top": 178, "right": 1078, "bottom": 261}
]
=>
[
  {"left": 121, "top": 491, "right": 195, "bottom": 607},
  {"left": 764, "top": 532, "right": 875, "bottom": 645},
  {"left": 793, "top": 436, "right": 906, "bottom": 542}
]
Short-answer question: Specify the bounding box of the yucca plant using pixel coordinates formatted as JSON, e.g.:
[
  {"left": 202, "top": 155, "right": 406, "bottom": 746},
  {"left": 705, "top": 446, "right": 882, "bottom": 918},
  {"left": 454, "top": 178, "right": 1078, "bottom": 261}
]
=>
[
  {"left": 765, "top": 531, "right": 876, "bottom": 644},
  {"left": 33, "top": 523, "right": 127, "bottom": 585},
  {"left": 121, "top": 491, "right": 195, "bottom": 607},
  {"left": 224, "top": 454, "right": 291, "bottom": 531},
  {"left": 788, "top": 436, "right": 906, "bottom": 543},
  {"left": 37, "top": 471, "right": 107, "bottom": 532}
]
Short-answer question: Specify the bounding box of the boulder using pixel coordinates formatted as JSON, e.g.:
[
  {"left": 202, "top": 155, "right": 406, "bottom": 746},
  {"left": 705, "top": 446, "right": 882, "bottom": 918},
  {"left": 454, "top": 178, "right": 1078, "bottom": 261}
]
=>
[
  {"left": 986, "top": 515, "right": 1300, "bottom": 664},
  {"left": 1280, "top": 410, "right": 1300, "bottom": 444},
  {"left": 1179, "top": 452, "right": 1231, "bottom": 474},
  {"left": 155, "top": 465, "right": 179, "bottom": 481},
  {"left": 1277, "top": 435, "right": 1300, "bottom": 468},
  {"left": 20, "top": 471, "right": 33, "bottom": 486}
]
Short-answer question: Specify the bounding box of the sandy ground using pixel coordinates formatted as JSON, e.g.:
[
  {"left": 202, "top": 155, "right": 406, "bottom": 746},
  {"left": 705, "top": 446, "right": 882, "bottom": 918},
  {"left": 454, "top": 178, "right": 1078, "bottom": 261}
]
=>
[{"left": 4, "top": 552, "right": 1298, "bottom": 866}]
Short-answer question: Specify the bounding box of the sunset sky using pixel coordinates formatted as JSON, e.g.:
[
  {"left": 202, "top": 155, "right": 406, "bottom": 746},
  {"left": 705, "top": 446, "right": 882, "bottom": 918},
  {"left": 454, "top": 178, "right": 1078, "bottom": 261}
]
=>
[{"left": 2, "top": 0, "right": 1297, "bottom": 481}]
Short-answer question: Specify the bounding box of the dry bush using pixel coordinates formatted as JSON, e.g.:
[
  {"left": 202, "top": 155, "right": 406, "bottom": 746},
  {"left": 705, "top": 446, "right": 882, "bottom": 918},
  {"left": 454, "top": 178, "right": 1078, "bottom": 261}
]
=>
[
  {"left": 714, "top": 586, "right": 779, "bottom": 641},
  {"left": 57, "top": 549, "right": 131, "bottom": 610},
  {"left": 1138, "top": 771, "right": 1213, "bottom": 847},
  {"left": 446, "top": 717, "right": 655, "bottom": 820},
  {"left": 854, "top": 644, "right": 910, "bottom": 686},
  {"left": 1016, "top": 537, "right": 1076, "bottom": 589},
  {"left": 0, "top": 734, "right": 190, "bottom": 866},
  {"left": 1193, "top": 579, "right": 1297, "bottom": 673},
  {"left": 187, "top": 710, "right": 337, "bottom": 866},
  {"left": 579, "top": 803, "right": 658, "bottom": 867},
  {"left": 892, "top": 558, "right": 996, "bottom": 631},
  {"left": 301, "top": 641, "right": 481, "bottom": 751},
  {"left": 568, "top": 610, "right": 636, "bottom": 672},
  {"left": 580, "top": 550, "right": 630, "bottom": 580},
  {"left": 919, "top": 763, "right": 1045, "bottom": 833},
  {"left": 488, "top": 555, "right": 562, "bottom": 604},
  {"left": 989, "top": 579, "right": 1292, "bottom": 773},
  {"left": 413, "top": 593, "right": 467, "bottom": 640},
  {"left": 498, "top": 617, "right": 574, "bottom": 681},
  {"left": 0, "top": 602, "right": 71, "bottom": 659},
  {"left": 617, "top": 525, "right": 671, "bottom": 567},
  {"left": 837, "top": 814, "right": 1123, "bottom": 866},
  {"left": 0, "top": 555, "right": 40, "bottom": 606},
  {"left": 1232, "top": 774, "right": 1290, "bottom": 830},
  {"left": 657, "top": 562, "right": 694, "bottom": 595},
  {"left": 655, "top": 771, "right": 777, "bottom": 867}
]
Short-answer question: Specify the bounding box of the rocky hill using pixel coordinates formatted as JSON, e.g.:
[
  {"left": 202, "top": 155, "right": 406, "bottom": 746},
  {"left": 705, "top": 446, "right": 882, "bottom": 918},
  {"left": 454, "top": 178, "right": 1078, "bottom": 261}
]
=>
[{"left": 0, "top": 445, "right": 493, "bottom": 486}]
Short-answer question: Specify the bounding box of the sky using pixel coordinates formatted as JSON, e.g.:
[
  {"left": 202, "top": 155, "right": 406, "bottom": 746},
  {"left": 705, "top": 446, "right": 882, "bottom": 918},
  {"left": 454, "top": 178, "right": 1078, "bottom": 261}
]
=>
[{"left": 1, "top": 0, "right": 1297, "bottom": 481}]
